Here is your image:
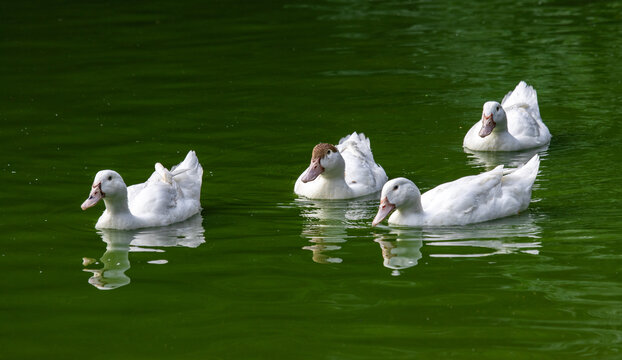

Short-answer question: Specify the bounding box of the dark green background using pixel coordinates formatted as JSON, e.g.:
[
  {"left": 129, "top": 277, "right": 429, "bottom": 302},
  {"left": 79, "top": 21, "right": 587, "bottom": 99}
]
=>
[{"left": 1, "top": 1, "right": 621, "bottom": 358}]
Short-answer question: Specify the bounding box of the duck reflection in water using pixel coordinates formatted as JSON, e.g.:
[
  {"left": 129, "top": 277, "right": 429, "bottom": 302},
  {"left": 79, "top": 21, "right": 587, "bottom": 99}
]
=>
[
  {"left": 464, "top": 144, "right": 549, "bottom": 171},
  {"left": 83, "top": 214, "right": 205, "bottom": 290},
  {"left": 423, "top": 213, "right": 542, "bottom": 258},
  {"left": 374, "top": 213, "right": 543, "bottom": 274},
  {"left": 296, "top": 195, "right": 377, "bottom": 264},
  {"left": 375, "top": 229, "right": 423, "bottom": 276}
]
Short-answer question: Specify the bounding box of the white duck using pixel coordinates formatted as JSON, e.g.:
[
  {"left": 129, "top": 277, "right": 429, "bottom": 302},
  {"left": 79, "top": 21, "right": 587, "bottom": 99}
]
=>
[
  {"left": 372, "top": 154, "right": 540, "bottom": 227},
  {"left": 463, "top": 81, "right": 551, "bottom": 151},
  {"left": 294, "top": 132, "right": 388, "bottom": 199},
  {"left": 81, "top": 151, "right": 203, "bottom": 230}
]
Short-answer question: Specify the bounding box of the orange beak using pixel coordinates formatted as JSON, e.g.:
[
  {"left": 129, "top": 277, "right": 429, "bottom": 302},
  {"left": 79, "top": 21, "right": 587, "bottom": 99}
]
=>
[
  {"left": 81, "top": 183, "right": 104, "bottom": 210},
  {"left": 478, "top": 113, "right": 496, "bottom": 138},
  {"left": 372, "top": 197, "right": 396, "bottom": 226}
]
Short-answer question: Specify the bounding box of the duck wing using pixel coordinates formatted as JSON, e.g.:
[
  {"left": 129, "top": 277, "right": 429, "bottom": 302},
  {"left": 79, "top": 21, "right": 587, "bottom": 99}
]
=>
[
  {"left": 502, "top": 81, "right": 550, "bottom": 141},
  {"left": 337, "top": 132, "right": 387, "bottom": 191},
  {"left": 421, "top": 165, "right": 505, "bottom": 225},
  {"left": 128, "top": 151, "right": 203, "bottom": 221}
]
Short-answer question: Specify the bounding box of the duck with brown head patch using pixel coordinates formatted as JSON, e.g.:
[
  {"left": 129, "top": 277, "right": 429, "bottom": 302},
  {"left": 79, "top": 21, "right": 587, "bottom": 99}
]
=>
[{"left": 294, "top": 132, "right": 388, "bottom": 200}]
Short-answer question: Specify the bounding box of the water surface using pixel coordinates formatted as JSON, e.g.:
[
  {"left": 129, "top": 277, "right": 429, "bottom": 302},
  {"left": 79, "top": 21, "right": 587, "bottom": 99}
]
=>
[{"left": 1, "top": 0, "right": 621, "bottom": 358}]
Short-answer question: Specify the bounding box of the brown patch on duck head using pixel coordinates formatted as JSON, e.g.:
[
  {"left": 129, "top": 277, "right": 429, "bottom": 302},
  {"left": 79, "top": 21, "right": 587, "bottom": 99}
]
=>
[
  {"left": 311, "top": 143, "right": 338, "bottom": 160},
  {"left": 301, "top": 143, "right": 338, "bottom": 183}
]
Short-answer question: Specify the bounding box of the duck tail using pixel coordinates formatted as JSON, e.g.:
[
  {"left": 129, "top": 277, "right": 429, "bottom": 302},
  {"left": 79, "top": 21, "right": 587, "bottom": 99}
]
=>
[
  {"left": 504, "top": 154, "right": 540, "bottom": 187},
  {"left": 168, "top": 150, "right": 203, "bottom": 200},
  {"left": 171, "top": 151, "right": 201, "bottom": 175},
  {"left": 338, "top": 131, "right": 367, "bottom": 145},
  {"left": 171, "top": 150, "right": 203, "bottom": 182},
  {"left": 502, "top": 80, "right": 539, "bottom": 108}
]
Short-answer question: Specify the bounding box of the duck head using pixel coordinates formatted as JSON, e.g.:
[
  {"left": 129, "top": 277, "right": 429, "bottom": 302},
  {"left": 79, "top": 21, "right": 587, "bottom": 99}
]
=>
[
  {"left": 372, "top": 177, "right": 421, "bottom": 226},
  {"left": 81, "top": 170, "right": 127, "bottom": 210},
  {"left": 479, "top": 101, "right": 507, "bottom": 138},
  {"left": 301, "top": 143, "right": 344, "bottom": 183}
]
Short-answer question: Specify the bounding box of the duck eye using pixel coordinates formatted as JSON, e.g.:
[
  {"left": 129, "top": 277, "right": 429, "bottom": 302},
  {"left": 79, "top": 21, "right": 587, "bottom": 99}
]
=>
[
  {"left": 108, "top": 176, "right": 112, "bottom": 181},
  {"left": 496, "top": 106, "right": 500, "bottom": 111},
  {"left": 327, "top": 150, "right": 331, "bottom": 155},
  {"left": 393, "top": 185, "right": 399, "bottom": 190}
]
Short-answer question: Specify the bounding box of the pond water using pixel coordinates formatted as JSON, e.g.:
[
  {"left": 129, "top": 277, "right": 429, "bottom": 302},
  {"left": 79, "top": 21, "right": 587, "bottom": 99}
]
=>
[{"left": 1, "top": 0, "right": 621, "bottom": 358}]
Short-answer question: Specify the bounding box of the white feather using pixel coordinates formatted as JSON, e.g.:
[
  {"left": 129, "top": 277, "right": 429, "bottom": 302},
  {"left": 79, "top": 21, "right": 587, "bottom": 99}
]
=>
[
  {"left": 464, "top": 81, "right": 551, "bottom": 151},
  {"left": 83, "top": 151, "right": 203, "bottom": 230},
  {"left": 294, "top": 132, "right": 388, "bottom": 199},
  {"left": 376, "top": 155, "right": 540, "bottom": 226}
]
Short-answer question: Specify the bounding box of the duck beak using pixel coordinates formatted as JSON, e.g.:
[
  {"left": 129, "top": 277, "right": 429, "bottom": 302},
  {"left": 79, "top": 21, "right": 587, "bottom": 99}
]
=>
[
  {"left": 372, "top": 197, "right": 396, "bottom": 226},
  {"left": 478, "top": 113, "right": 496, "bottom": 138},
  {"left": 81, "top": 183, "right": 104, "bottom": 210},
  {"left": 301, "top": 158, "right": 324, "bottom": 183}
]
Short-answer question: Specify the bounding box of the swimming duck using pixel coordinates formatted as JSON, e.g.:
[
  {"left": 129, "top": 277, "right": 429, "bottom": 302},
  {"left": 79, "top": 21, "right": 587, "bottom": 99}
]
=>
[
  {"left": 372, "top": 154, "right": 540, "bottom": 226},
  {"left": 294, "top": 132, "right": 388, "bottom": 199},
  {"left": 81, "top": 150, "right": 203, "bottom": 230},
  {"left": 463, "top": 81, "right": 551, "bottom": 151}
]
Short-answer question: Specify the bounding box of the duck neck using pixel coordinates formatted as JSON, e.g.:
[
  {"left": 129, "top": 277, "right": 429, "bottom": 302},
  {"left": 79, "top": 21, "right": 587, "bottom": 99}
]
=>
[
  {"left": 484, "top": 118, "right": 515, "bottom": 150},
  {"left": 102, "top": 191, "right": 132, "bottom": 217},
  {"left": 318, "top": 174, "right": 352, "bottom": 197},
  {"left": 493, "top": 115, "right": 508, "bottom": 133},
  {"left": 400, "top": 197, "right": 424, "bottom": 215},
  {"left": 322, "top": 154, "right": 346, "bottom": 178},
  {"left": 325, "top": 156, "right": 355, "bottom": 193},
  {"left": 393, "top": 196, "right": 425, "bottom": 224}
]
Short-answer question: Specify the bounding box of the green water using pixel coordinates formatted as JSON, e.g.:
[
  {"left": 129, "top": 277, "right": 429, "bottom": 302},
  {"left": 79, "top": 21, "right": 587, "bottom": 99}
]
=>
[{"left": 2, "top": 0, "right": 621, "bottom": 358}]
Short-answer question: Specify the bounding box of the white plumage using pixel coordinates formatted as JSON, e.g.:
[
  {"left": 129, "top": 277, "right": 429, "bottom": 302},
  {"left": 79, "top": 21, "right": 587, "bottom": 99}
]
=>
[
  {"left": 81, "top": 151, "right": 203, "bottom": 230},
  {"left": 294, "top": 132, "right": 388, "bottom": 199},
  {"left": 372, "top": 154, "right": 540, "bottom": 226},
  {"left": 463, "top": 81, "right": 551, "bottom": 151}
]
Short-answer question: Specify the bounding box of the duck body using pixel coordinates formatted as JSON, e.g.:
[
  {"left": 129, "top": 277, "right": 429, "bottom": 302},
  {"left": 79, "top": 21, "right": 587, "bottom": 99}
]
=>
[
  {"left": 463, "top": 81, "right": 551, "bottom": 151},
  {"left": 294, "top": 132, "right": 388, "bottom": 199},
  {"left": 373, "top": 154, "right": 540, "bottom": 227},
  {"left": 81, "top": 151, "right": 203, "bottom": 230}
]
